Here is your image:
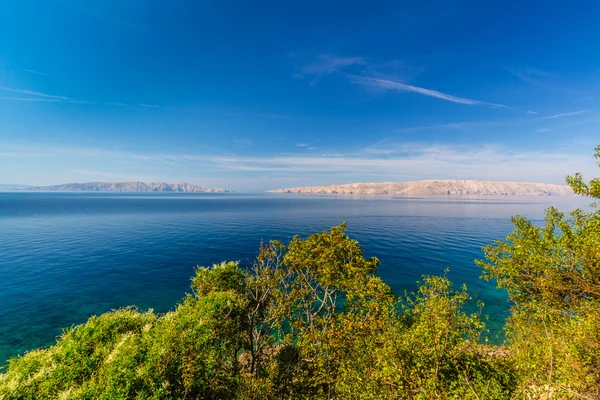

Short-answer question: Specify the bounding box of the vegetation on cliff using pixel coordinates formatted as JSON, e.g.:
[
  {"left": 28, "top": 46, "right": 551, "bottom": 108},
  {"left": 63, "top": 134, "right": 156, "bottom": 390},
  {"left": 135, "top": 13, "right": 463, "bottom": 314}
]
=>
[{"left": 1, "top": 146, "right": 598, "bottom": 399}]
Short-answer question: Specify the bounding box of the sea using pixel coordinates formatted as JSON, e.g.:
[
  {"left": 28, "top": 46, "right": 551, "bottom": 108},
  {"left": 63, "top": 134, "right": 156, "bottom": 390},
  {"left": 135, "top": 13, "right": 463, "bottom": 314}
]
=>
[{"left": 0, "top": 192, "right": 590, "bottom": 368}]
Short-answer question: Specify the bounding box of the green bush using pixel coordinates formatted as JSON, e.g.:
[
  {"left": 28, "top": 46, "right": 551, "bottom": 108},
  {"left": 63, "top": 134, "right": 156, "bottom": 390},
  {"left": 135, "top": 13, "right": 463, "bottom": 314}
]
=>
[
  {"left": 334, "top": 274, "right": 516, "bottom": 399},
  {"left": 475, "top": 147, "right": 600, "bottom": 399}
]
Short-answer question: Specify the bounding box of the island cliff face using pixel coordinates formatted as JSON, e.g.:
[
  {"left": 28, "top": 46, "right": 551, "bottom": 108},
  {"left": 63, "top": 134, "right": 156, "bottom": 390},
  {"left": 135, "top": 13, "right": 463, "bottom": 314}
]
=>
[
  {"left": 29, "top": 182, "right": 229, "bottom": 193},
  {"left": 268, "top": 180, "right": 574, "bottom": 196}
]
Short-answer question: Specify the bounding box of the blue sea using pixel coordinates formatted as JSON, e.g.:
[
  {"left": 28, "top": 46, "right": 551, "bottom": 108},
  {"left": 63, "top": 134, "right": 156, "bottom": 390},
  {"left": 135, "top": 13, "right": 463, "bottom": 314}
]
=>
[{"left": 0, "top": 192, "right": 589, "bottom": 367}]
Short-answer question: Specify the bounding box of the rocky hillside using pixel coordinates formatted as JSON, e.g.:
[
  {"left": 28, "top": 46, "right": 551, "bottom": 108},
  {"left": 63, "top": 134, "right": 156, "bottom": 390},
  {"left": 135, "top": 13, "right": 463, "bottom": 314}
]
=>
[
  {"left": 28, "top": 182, "right": 230, "bottom": 193},
  {"left": 268, "top": 180, "right": 573, "bottom": 196}
]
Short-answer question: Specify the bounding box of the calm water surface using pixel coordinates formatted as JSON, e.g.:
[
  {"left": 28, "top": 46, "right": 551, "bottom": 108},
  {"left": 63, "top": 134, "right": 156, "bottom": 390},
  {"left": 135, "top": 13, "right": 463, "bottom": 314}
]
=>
[{"left": 0, "top": 192, "right": 589, "bottom": 367}]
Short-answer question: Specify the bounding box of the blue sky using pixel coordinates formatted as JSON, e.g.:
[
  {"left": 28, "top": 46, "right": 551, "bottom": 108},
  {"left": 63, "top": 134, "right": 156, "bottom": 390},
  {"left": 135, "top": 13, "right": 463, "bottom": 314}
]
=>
[{"left": 1, "top": 0, "right": 599, "bottom": 191}]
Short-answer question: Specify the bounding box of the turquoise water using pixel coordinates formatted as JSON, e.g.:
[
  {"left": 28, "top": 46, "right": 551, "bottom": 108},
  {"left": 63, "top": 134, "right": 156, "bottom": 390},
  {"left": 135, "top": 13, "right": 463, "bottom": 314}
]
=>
[{"left": 0, "top": 192, "right": 589, "bottom": 367}]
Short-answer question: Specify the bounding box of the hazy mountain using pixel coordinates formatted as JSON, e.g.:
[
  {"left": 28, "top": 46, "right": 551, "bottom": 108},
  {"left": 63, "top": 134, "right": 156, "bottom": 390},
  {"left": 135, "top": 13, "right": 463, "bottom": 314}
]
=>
[
  {"left": 268, "top": 180, "right": 574, "bottom": 196},
  {"left": 2, "top": 182, "right": 230, "bottom": 193},
  {"left": 0, "top": 184, "right": 35, "bottom": 191}
]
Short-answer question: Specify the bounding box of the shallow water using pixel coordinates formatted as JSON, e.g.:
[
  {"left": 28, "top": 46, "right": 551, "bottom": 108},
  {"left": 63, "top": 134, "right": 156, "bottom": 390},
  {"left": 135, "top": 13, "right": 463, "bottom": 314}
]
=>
[{"left": 0, "top": 192, "right": 589, "bottom": 366}]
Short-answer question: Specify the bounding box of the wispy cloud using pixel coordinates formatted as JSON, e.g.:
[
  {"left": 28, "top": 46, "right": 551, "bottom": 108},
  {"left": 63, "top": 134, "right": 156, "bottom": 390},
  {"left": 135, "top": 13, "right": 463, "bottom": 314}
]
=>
[
  {"left": 294, "top": 143, "right": 317, "bottom": 150},
  {"left": 224, "top": 111, "right": 291, "bottom": 120},
  {"left": 209, "top": 146, "right": 596, "bottom": 186},
  {"left": 347, "top": 75, "right": 511, "bottom": 109},
  {"left": 0, "top": 87, "right": 291, "bottom": 119},
  {"left": 0, "top": 87, "right": 91, "bottom": 104},
  {"left": 233, "top": 139, "right": 254, "bottom": 148},
  {"left": 391, "top": 108, "right": 598, "bottom": 134},
  {"left": 2, "top": 142, "right": 597, "bottom": 190},
  {"left": 0, "top": 96, "right": 75, "bottom": 103},
  {"left": 71, "top": 169, "right": 157, "bottom": 181},
  {"left": 1, "top": 87, "right": 74, "bottom": 101},
  {"left": 535, "top": 109, "right": 592, "bottom": 120},
  {"left": 363, "top": 141, "right": 437, "bottom": 155},
  {"left": 502, "top": 66, "right": 550, "bottom": 85},
  {"left": 23, "top": 69, "right": 49, "bottom": 77},
  {"left": 394, "top": 122, "right": 467, "bottom": 133},
  {"left": 0, "top": 151, "right": 45, "bottom": 159},
  {"left": 294, "top": 54, "right": 367, "bottom": 85}
]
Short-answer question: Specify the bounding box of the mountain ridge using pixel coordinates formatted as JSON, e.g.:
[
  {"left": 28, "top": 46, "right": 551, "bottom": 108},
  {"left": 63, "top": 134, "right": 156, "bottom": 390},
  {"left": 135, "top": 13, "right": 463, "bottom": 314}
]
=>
[
  {"left": 268, "top": 180, "right": 574, "bottom": 196},
  {"left": 1, "top": 182, "right": 230, "bottom": 193}
]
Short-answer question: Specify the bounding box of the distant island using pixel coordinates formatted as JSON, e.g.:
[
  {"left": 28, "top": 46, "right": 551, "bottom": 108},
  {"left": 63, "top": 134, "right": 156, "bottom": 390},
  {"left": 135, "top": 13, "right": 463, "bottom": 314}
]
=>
[
  {"left": 0, "top": 182, "right": 230, "bottom": 193},
  {"left": 268, "top": 180, "right": 574, "bottom": 196}
]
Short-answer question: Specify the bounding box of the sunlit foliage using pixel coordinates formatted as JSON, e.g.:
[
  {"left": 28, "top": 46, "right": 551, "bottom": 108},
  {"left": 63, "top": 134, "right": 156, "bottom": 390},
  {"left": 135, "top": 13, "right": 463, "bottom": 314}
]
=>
[{"left": 476, "top": 145, "right": 600, "bottom": 399}]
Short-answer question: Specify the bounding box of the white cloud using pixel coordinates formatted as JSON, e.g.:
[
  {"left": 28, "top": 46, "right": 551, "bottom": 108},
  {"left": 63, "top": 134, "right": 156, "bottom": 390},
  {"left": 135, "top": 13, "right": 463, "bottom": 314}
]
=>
[
  {"left": 0, "top": 87, "right": 293, "bottom": 121},
  {"left": 295, "top": 54, "right": 367, "bottom": 85},
  {"left": 391, "top": 109, "right": 599, "bottom": 134},
  {"left": 347, "top": 75, "right": 510, "bottom": 108},
  {"left": 394, "top": 122, "right": 466, "bottom": 133},
  {"left": 71, "top": 169, "right": 158, "bottom": 181},
  {"left": 503, "top": 66, "right": 550, "bottom": 84},
  {"left": 23, "top": 69, "right": 49, "bottom": 77},
  {"left": 0, "top": 96, "right": 77, "bottom": 103},
  {"left": 0, "top": 86, "right": 89, "bottom": 103},
  {"left": 535, "top": 109, "right": 592, "bottom": 120},
  {"left": 208, "top": 146, "right": 596, "bottom": 186}
]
